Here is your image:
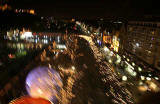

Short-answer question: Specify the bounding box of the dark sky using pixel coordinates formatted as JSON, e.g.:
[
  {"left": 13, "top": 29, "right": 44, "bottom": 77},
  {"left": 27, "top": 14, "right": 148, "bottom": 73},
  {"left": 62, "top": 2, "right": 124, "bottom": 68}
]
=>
[{"left": 9, "top": 0, "right": 160, "bottom": 18}]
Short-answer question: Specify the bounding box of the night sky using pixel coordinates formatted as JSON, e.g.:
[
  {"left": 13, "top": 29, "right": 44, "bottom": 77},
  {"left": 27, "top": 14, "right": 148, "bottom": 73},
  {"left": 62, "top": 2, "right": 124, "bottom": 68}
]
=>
[{"left": 8, "top": 0, "right": 160, "bottom": 18}]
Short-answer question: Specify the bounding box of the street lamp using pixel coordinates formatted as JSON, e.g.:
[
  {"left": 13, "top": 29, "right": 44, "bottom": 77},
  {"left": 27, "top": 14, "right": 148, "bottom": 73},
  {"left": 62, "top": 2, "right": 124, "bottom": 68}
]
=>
[
  {"left": 122, "top": 76, "right": 127, "bottom": 81},
  {"left": 155, "top": 77, "right": 159, "bottom": 80},
  {"left": 140, "top": 76, "right": 145, "bottom": 80},
  {"left": 71, "top": 66, "right": 75, "bottom": 70},
  {"left": 136, "top": 43, "right": 139, "bottom": 47},
  {"left": 146, "top": 77, "right": 151, "bottom": 81},
  {"left": 109, "top": 59, "right": 112, "bottom": 63},
  {"left": 138, "top": 67, "right": 142, "bottom": 72}
]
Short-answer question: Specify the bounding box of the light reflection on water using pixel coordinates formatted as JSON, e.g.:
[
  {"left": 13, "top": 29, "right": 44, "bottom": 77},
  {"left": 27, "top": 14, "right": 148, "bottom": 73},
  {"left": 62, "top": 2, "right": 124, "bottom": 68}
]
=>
[
  {"left": 0, "top": 35, "right": 66, "bottom": 62},
  {"left": 7, "top": 42, "right": 43, "bottom": 51},
  {"left": 5, "top": 36, "right": 64, "bottom": 51}
]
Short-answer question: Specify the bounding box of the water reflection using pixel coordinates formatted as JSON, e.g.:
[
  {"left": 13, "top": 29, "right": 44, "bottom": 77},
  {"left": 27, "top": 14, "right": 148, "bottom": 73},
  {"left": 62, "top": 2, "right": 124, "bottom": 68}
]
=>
[{"left": 7, "top": 42, "right": 43, "bottom": 51}]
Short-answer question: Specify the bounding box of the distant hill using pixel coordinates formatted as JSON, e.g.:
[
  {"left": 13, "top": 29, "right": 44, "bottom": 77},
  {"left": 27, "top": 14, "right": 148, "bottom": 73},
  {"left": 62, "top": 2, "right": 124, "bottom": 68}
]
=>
[{"left": 0, "top": 10, "right": 41, "bottom": 31}]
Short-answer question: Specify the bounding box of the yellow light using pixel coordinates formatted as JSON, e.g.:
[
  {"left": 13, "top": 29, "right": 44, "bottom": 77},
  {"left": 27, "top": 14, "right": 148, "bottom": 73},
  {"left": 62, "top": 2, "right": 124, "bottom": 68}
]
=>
[
  {"left": 109, "top": 59, "right": 112, "bottom": 63},
  {"left": 71, "top": 66, "right": 75, "bottom": 70},
  {"left": 138, "top": 85, "right": 148, "bottom": 92},
  {"left": 149, "top": 82, "right": 157, "bottom": 90},
  {"left": 141, "top": 76, "right": 145, "bottom": 80}
]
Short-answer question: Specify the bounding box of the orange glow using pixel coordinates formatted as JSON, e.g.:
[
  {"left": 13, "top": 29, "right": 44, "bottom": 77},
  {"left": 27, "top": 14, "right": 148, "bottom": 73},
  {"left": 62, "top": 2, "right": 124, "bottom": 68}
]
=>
[
  {"left": 30, "top": 10, "right": 35, "bottom": 14},
  {"left": 0, "top": 4, "right": 11, "bottom": 11},
  {"left": 138, "top": 86, "right": 148, "bottom": 92},
  {"left": 71, "top": 19, "right": 75, "bottom": 22},
  {"left": 103, "top": 36, "right": 112, "bottom": 44},
  {"left": 9, "top": 96, "right": 51, "bottom": 104}
]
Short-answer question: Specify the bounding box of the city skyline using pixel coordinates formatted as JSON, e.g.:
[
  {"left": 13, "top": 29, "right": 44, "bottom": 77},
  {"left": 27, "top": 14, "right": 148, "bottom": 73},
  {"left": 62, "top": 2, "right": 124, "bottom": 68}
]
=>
[{"left": 4, "top": 0, "right": 159, "bottom": 18}]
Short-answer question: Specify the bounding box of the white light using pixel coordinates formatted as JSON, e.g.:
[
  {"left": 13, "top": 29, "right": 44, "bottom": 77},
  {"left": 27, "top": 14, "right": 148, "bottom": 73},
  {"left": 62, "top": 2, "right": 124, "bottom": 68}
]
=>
[
  {"left": 71, "top": 66, "right": 75, "bottom": 70},
  {"left": 132, "top": 72, "right": 137, "bottom": 76},
  {"left": 110, "top": 51, "right": 114, "bottom": 55},
  {"left": 44, "top": 39, "right": 48, "bottom": 44},
  {"left": 148, "top": 74, "right": 152, "bottom": 77},
  {"left": 141, "top": 76, "right": 145, "bottom": 80},
  {"left": 116, "top": 59, "right": 121, "bottom": 64},
  {"left": 57, "top": 45, "right": 66, "bottom": 49},
  {"left": 127, "top": 58, "right": 130, "bottom": 62},
  {"left": 123, "top": 55, "right": 126, "bottom": 58},
  {"left": 37, "top": 89, "right": 43, "bottom": 94},
  {"left": 113, "top": 21, "right": 122, "bottom": 24},
  {"left": 118, "top": 21, "right": 122, "bottom": 23},
  {"left": 146, "top": 77, "right": 151, "bottom": 81},
  {"left": 109, "top": 59, "right": 112, "bottom": 63},
  {"left": 122, "top": 76, "right": 127, "bottom": 81},
  {"left": 139, "top": 81, "right": 143, "bottom": 85},
  {"left": 125, "top": 61, "right": 135, "bottom": 76},
  {"left": 57, "top": 36, "right": 60, "bottom": 43},
  {"left": 126, "top": 67, "right": 133, "bottom": 73},
  {"left": 109, "top": 51, "right": 114, "bottom": 56},
  {"left": 138, "top": 67, "right": 142, "bottom": 72},
  {"left": 35, "top": 39, "right": 38, "bottom": 43},
  {"left": 132, "top": 62, "right": 135, "bottom": 66},
  {"left": 116, "top": 54, "right": 120, "bottom": 58},
  {"left": 136, "top": 43, "right": 139, "bottom": 47},
  {"left": 76, "top": 21, "right": 81, "bottom": 25},
  {"left": 21, "top": 32, "right": 33, "bottom": 39},
  {"left": 104, "top": 47, "right": 109, "bottom": 52},
  {"left": 155, "top": 77, "right": 159, "bottom": 80}
]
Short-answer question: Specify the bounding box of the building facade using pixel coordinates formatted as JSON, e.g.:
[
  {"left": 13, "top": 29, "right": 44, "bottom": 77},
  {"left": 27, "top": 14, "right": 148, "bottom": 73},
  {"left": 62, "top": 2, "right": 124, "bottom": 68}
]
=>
[{"left": 124, "top": 21, "right": 160, "bottom": 70}]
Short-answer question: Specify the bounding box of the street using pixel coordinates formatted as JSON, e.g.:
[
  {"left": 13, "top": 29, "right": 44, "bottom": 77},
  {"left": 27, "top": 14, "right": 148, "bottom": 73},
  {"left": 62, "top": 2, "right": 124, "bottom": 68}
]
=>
[{"left": 41, "top": 35, "right": 134, "bottom": 104}]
